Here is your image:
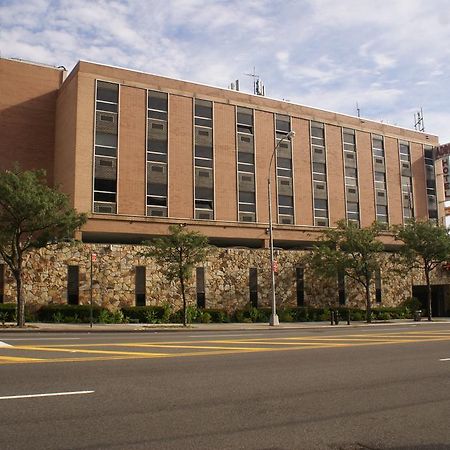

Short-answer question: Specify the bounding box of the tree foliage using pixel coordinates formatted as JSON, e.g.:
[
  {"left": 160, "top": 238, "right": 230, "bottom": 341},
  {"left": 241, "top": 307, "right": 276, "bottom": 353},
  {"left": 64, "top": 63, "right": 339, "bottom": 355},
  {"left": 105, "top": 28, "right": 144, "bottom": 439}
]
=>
[
  {"left": 144, "top": 225, "right": 210, "bottom": 326},
  {"left": 0, "top": 168, "right": 86, "bottom": 327},
  {"left": 308, "top": 220, "right": 384, "bottom": 322},
  {"left": 394, "top": 219, "right": 450, "bottom": 321}
]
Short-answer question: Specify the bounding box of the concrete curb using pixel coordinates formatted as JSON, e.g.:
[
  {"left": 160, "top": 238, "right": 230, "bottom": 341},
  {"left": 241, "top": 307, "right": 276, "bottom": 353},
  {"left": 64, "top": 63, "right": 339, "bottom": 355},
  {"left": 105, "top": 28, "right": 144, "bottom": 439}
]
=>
[{"left": 1, "top": 319, "right": 449, "bottom": 333}]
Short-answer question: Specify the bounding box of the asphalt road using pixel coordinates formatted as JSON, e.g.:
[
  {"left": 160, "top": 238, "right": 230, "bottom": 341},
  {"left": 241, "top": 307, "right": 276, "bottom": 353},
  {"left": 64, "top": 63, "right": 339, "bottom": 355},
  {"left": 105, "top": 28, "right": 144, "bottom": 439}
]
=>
[{"left": 1, "top": 324, "right": 450, "bottom": 449}]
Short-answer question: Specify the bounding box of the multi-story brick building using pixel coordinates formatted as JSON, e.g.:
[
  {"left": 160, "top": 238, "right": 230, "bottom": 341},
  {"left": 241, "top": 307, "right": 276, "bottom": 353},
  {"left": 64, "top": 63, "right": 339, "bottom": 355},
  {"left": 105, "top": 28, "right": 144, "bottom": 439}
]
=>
[{"left": 1, "top": 57, "right": 449, "bottom": 315}]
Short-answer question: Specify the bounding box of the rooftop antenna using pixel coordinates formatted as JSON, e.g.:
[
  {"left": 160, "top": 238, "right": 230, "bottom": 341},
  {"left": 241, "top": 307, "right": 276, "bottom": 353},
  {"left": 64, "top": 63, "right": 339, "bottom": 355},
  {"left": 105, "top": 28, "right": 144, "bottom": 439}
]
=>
[
  {"left": 356, "top": 102, "right": 361, "bottom": 118},
  {"left": 245, "top": 67, "right": 265, "bottom": 96},
  {"left": 414, "top": 107, "right": 425, "bottom": 132}
]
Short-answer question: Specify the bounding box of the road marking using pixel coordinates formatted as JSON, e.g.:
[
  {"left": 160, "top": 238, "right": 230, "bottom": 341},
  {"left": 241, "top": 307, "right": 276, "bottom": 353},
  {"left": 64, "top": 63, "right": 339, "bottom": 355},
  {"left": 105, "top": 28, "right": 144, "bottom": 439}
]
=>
[
  {"left": 184, "top": 333, "right": 267, "bottom": 338},
  {"left": 0, "top": 356, "right": 44, "bottom": 362},
  {"left": 117, "top": 343, "right": 267, "bottom": 351},
  {"left": 0, "top": 341, "right": 12, "bottom": 348},
  {"left": 439, "top": 358, "right": 450, "bottom": 361},
  {"left": 1, "top": 338, "right": 81, "bottom": 341},
  {"left": 13, "top": 346, "right": 171, "bottom": 358},
  {"left": 2, "top": 330, "right": 450, "bottom": 365},
  {"left": 0, "top": 390, "right": 94, "bottom": 400}
]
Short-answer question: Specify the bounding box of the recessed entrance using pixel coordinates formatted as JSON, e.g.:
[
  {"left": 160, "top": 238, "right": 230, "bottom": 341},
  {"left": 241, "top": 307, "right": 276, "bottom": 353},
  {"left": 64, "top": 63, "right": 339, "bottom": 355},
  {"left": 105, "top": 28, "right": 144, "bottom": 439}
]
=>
[{"left": 412, "top": 285, "right": 450, "bottom": 317}]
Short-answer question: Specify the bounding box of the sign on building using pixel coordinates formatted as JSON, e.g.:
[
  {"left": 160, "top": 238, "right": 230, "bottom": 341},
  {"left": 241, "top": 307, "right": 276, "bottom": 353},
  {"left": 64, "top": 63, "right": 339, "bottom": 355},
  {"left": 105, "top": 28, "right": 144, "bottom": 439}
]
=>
[
  {"left": 442, "top": 157, "right": 450, "bottom": 201},
  {"left": 434, "top": 143, "right": 450, "bottom": 161}
]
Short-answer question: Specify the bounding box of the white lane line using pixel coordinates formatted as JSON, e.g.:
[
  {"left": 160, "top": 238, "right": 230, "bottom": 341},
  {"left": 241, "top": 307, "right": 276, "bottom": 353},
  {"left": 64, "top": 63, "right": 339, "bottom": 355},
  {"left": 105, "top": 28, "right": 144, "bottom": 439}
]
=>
[
  {"left": 0, "top": 341, "right": 12, "bottom": 348},
  {"left": 0, "top": 390, "right": 95, "bottom": 400},
  {"left": 440, "top": 358, "right": 450, "bottom": 361}
]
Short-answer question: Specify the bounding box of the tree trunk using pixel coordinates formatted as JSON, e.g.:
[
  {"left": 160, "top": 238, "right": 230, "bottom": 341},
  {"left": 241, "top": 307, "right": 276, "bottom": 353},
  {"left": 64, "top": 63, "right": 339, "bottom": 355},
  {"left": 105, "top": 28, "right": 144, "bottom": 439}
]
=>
[
  {"left": 180, "top": 275, "right": 187, "bottom": 327},
  {"left": 425, "top": 268, "right": 432, "bottom": 321},
  {"left": 365, "top": 276, "right": 371, "bottom": 324},
  {"left": 15, "top": 270, "right": 25, "bottom": 328}
]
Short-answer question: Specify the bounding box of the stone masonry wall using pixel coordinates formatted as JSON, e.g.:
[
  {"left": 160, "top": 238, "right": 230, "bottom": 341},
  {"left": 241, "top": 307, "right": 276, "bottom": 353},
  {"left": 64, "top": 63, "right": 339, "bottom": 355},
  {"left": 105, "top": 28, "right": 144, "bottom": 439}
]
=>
[{"left": 0, "top": 242, "right": 445, "bottom": 311}]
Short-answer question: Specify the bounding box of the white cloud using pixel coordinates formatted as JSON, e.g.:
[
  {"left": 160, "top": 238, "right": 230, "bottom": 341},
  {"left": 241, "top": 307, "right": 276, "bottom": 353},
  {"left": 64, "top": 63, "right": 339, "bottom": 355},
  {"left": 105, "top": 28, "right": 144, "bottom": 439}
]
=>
[{"left": 0, "top": 0, "right": 449, "bottom": 142}]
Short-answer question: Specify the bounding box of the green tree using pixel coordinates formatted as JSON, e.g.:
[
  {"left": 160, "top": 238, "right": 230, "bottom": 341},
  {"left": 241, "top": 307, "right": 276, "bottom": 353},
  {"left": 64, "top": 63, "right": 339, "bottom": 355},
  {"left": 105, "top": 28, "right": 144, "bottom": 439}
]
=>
[
  {"left": 0, "top": 168, "right": 86, "bottom": 327},
  {"left": 144, "top": 225, "right": 209, "bottom": 326},
  {"left": 394, "top": 219, "right": 450, "bottom": 321},
  {"left": 308, "top": 220, "right": 384, "bottom": 323}
]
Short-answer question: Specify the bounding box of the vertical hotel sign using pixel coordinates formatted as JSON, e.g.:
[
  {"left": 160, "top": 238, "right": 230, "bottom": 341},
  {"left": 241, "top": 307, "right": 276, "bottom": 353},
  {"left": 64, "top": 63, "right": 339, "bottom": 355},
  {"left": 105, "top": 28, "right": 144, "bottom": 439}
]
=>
[
  {"left": 443, "top": 158, "right": 450, "bottom": 201},
  {"left": 434, "top": 143, "right": 450, "bottom": 201}
]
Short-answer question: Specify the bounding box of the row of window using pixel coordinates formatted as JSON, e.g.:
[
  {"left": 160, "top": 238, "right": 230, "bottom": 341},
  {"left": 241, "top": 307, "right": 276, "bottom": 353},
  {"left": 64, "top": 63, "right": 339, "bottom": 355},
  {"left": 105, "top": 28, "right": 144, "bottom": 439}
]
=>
[
  {"left": 63, "top": 264, "right": 382, "bottom": 308},
  {"left": 93, "top": 81, "right": 437, "bottom": 224}
]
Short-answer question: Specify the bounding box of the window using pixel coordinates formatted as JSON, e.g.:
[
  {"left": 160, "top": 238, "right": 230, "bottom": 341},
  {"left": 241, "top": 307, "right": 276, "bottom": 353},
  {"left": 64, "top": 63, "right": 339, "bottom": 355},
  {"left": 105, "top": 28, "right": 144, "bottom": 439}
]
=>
[
  {"left": 275, "top": 114, "right": 294, "bottom": 224},
  {"left": 135, "top": 266, "right": 146, "bottom": 306},
  {"left": 249, "top": 268, "right": 258, "bottom": 308},
  {"left": 399, "top": 141, "right": 414, "bottom": 220},
  {"left": 67, "top": 265, "right": 79, "bottom": 305},
  {"left": 147, "top": 90, "right": 168, "bottom": 217},
  {"left": 195, "top": 99, "right": 214, "bottom": 220},
  {"left": 94, "top": 81, "right": 119, "bottom": 214},
  {"left": 296, "top": 267, "right": 305, "bottom": 306},
  {"left": 424, "top": 145, "right": 437, "bottom": 220},
  {"left": 311, "top": 122, "right": 328, "bottom": 225},
  {"left": 237, "top": 107, "right": 256, "bottom": 221},
  {"left": 372, "top": 135, "right": 388, "bottom": 224},
  {"left": 375, "top": 270, "right": 382, "bottom": 303},
  {"left": 196, "top": 267, "right": 205, "bottom": 308}
]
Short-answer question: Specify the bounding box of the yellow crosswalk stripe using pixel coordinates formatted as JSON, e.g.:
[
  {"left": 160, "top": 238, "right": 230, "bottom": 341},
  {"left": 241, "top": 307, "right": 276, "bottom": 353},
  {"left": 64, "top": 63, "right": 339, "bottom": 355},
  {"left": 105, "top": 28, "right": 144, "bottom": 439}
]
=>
[
  {"left": 11, "top": 346, "right": 171, "bottom": 358},
  {"left": 0, "top": 356, "right": 44, "bottom": 363},
  {"left": 1, "top": 329, "right": 450, "bottom": 365}
]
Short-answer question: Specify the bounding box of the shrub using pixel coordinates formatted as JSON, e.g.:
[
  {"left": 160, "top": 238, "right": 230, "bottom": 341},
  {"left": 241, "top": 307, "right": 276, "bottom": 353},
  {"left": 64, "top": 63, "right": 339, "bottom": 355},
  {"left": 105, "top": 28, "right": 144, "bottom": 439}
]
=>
[
  {"left": 198, "top": 311, "right": 212, "bottom": 324},
  {"left": 233, "top": 307, "right": 270, "bottom": 323},
  {"left": 98, "top": 309, "right": 113, "bottom": 324},
  {"left": 169, "top": 309, "right": 183, "bottom": 323},
  {"left": 291, "top": 307, "right": 309, "bottom": 322},
  {"left": 278, "top": 308, "right": 294, "bottom": 322},
  {"left": 351, "top": 310, "right": 364, "bottom": 321},
  {"left": 371, "top": 307, "right": 408, "bottom": 320},
  {"left": 0, "top": 303, "right": 16, "bottom": 323},
  {"left": 234, "top": 309, "right": 252, "bottom": 323},
  {"left": 201, "top": 308, "right": 230, "bottom": 323},
  {"left": 121, "top": 306, "right": 169, "bottom": 324},
  {"left": 38, "top": 304, "right": 104, "bottom": 323},
  {"left": 402, "top": 297, "right": 422, "bottom": 314}
]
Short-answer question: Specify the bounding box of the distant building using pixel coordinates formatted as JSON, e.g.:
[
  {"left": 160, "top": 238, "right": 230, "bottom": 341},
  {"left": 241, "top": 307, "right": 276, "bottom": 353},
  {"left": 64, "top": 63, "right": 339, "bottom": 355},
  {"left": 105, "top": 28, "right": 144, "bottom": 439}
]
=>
[{"left": 0, "top": 57, "right": 448, "bottom": 315}]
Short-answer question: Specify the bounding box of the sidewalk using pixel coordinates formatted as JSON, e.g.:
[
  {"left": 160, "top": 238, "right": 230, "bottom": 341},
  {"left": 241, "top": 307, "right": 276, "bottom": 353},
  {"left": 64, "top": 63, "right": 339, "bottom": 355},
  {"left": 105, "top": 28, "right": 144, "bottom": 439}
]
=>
[{"left": 1, "top": 318, "right": 450, "bottom": 333}]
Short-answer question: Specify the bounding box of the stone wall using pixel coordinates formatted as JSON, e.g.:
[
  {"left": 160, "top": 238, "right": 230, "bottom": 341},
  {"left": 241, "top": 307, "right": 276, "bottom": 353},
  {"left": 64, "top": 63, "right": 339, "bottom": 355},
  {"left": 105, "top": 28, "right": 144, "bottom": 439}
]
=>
[{"left": 0, "top": 242, "right": 447, "bottom": 311}]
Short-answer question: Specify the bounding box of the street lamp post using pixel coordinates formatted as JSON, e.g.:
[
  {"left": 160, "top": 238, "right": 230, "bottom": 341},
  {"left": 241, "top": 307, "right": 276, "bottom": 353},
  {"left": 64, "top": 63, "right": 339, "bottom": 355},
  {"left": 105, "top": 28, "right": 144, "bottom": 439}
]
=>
[{"left": 268, "top": 130, "right": 295, "bottom": 326}]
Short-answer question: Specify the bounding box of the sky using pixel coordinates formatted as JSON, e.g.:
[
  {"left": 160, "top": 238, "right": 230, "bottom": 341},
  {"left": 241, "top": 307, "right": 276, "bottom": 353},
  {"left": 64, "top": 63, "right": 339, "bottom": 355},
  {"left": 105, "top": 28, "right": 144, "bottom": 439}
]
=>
[{"left": 1, "top": 0, "right": 449, "bottom": 143}]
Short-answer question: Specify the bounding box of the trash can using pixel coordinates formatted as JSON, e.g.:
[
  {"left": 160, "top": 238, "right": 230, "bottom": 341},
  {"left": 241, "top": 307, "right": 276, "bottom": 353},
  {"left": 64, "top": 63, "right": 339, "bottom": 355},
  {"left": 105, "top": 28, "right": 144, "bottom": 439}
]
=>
[{"left": 414, "top": 310, "right": 422, "bottom": 321}]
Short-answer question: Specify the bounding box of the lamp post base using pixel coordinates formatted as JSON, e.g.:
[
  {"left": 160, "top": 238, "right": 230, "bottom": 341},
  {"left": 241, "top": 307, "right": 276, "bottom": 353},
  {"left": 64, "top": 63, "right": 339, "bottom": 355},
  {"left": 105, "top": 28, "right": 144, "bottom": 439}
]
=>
[{"left": 269, "top": 314, "right": 280, "bottom": 326}]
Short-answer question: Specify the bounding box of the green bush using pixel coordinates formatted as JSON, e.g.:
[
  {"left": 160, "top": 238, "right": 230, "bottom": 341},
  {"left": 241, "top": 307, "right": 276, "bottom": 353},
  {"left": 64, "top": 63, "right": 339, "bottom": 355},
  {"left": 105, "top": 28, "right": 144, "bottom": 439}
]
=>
[
  {"left": 197, "top": 311, "right": 212, "bottom": 324},
  {"left": 121, "top": 306, "right": 170, "bottom": 324},
  {"left": 291, "top": 307, "right": 310, "bottom": 322},
  {"left": 371, "top": 307, "right": 408, "bottom": 320},
  {"left": 234, "top": 309, "right": 252, "bottom": 323},
  {"left": 200, "top": 308, "right": 231, "bottom": 323},
  {"left": 402, "top": 297, "right": 422, "bottom": 314},
  {"left": 233, "top": 307, "right": 270, "bottom": 323},
  {"left": 38, "top": 304, "right": 104, "bottom": 323},
  {"left": 351, "top": 310, "right": 364, "bottom": 321},
  {"left": 0, "top": 303, "right": 16, "bottom": 323},
  {"left": 278, "top": 308, "right": 294, "bottom": 322}
]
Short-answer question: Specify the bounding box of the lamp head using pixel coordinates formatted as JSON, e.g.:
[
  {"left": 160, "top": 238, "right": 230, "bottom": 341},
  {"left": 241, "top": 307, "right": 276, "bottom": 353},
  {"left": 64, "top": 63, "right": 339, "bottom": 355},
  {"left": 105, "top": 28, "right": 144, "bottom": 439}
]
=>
[{"left": 287, "top": 131, "right": 295, "bottom": 139}]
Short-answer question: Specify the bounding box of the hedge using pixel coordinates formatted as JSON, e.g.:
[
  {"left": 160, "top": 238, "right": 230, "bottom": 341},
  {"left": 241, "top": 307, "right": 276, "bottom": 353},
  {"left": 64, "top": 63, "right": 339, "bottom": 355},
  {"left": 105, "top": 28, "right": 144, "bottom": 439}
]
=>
[
  {"left": 0, "top": 303, "right": 17, "bottom": 323},
  {"left": 121, "top": 305, "right": 171, "bottom": 324},
  {"left": 37, "top": 304, "right": 104, "bottom": 323}
]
